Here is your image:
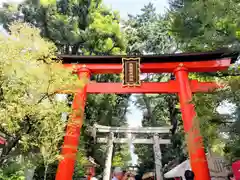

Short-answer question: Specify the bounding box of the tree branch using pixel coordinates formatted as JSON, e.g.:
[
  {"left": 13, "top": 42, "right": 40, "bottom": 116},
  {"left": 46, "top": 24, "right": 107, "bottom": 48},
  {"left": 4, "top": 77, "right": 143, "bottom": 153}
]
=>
[{"left": 0, "top": 116, "right": 33, "bottom": 165}]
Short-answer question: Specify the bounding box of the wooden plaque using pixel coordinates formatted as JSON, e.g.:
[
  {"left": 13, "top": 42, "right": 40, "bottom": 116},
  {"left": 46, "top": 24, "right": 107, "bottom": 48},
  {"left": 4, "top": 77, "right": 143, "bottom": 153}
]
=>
[{"left": 122, "top": 58, "right": 141, "bottom": 86}]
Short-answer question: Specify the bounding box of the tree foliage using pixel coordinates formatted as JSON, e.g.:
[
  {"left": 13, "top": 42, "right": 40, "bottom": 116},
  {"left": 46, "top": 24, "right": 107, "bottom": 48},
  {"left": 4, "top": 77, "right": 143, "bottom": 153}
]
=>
[
  {"left": 0, "top": 22, "right": 82, "bottom": 178},
  {"left": 169, "top": 0, "right": 240, "bottom": 51},
  {"left": 170, "top": 0, "right": 240, "bottom": 162},
  {"left": 0, "top": 0, "right": 131, "bottom": 177},
  {"left": 112, "top": 144, "right": 131, "bottom": 168},
  {"left": 0, "top": 0, "right": 125, "bottom": 55},
  {"left": 123, "top": 3, "right": 177, "bottom": 54},
  {"left": 123, "top": 3, "right": 186, "bottom": 173},
  {"left": 124, "top": 1, "right": 240, "bottom": 173},
  {"left": 83, "top": 93, "right": 131, "bottom": 170}
]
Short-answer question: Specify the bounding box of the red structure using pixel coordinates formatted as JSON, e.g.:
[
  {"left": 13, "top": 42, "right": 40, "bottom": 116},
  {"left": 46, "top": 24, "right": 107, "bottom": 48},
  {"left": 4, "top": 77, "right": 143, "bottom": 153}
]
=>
[
  {"left": 55, "top": 50, "right": 238, "bottom": 180},
  {"left": 232, "top": 160, "right": 240, "bottom": 180},
  {"left": 0, "top": 136, "right": 6, "bottom": 145}
]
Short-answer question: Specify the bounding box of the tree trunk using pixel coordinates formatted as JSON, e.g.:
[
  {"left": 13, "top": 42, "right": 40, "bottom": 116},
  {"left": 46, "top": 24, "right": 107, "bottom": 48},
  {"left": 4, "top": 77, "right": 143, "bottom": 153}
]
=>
[
  {"left": 142, "top": 94, "right": 157, "bottom": 125},
  {"left": 167, "top": 95, "right": 179, "bottom": 134},
  {"left": 44, "top": 164, "right": 49, "bottom": 180},
  {"left": 65, "top": 45, "right": 70, "bottom": 54},
  {"left": 72, "top": 44, "right": 80, "bottom": 55},
  {"left": 24, "top": 167, "right": 36, "bottom": 180}
]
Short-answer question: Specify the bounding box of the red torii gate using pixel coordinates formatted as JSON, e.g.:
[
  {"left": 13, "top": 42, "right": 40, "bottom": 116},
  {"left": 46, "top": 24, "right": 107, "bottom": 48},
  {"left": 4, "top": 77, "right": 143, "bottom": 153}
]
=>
[{"left": 55, "top": 50, "right": 238, "bottom": 180}]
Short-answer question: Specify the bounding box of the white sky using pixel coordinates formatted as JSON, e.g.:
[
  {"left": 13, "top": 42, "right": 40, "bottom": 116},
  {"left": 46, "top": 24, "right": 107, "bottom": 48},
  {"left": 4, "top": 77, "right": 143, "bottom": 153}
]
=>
[
  {"left": 104, "top": 0, "right": 169, "bottom": 19},
  {"left": 0, "top": 0, "right": 21, "bottom": 6},
  {"left": 217, "top": 101, "right": 236, "bottom": 114}
]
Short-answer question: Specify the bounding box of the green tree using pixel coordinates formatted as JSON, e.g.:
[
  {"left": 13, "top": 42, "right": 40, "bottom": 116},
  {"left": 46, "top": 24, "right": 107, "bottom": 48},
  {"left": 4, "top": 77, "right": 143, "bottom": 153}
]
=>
[
  {"left": 169, "top": 0, "right": 240, "bottom": 161},
  {"left": 123, "top": 3, "right": 186, "bottom": 173},
  {"left": 225, "top": 106, "right": 240, "bottom": 161},
  {"left": 112, "top": 144, "right": 131, "bottom": 169},
  {"left": 0, "top": 0, "right": 125, "bottom": 55},
  {"left": 83, "top": 94, "right": 131, "bottom": 172},
  {"left": 123, "top": 3, "right": 178, "bottom": 54},
  {"left": 169, "top": 0, "right": 240, "bottom": 51},
  {"left": 0, "top": 22, "right": 82, "bottom": 179},
  {"left": 0, "top": 0, "right": 131, "bottom": 177}
]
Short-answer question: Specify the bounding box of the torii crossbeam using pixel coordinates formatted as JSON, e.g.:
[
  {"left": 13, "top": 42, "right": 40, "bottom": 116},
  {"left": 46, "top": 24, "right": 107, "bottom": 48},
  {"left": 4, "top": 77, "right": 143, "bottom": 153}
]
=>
[
  {"left": 55, "top": 50, "right": 238, "bottom": 180},
  {"left": 96, "top": 138, "right": 170, "bottom": 144},
  {"left": 93, "top": 124, "right": 172, "bottom": 133}
]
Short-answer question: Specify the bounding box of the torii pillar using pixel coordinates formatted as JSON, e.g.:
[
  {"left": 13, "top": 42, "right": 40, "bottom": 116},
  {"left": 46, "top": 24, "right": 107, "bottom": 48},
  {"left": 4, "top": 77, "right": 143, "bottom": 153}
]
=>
[
  {"left": 103, "top": 132, "right": 114, "bottom": 180},
  {"left": 174, "top": 65, "right": 211, "bottom": 180},
  {"left": 55, "top": 67, "right": 91, "bottom": 180}
]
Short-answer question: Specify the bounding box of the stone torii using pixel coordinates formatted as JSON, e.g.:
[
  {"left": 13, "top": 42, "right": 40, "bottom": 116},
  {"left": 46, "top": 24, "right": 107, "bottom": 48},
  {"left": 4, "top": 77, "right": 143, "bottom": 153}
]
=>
[{"left": 88, "top": 124, "right": 172, "bottom": 180}]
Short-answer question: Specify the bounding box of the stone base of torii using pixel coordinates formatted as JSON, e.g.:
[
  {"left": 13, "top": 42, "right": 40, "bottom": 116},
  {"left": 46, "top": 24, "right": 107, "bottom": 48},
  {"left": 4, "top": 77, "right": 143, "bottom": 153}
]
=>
[{"left": 88, "top": 124, "right": 172, "bottom": 180}]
